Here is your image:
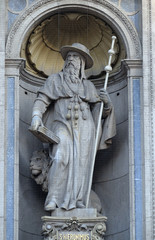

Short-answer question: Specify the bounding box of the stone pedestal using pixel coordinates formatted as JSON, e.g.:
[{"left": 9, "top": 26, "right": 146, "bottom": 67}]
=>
[{"left": 42, "top": 209, "right": 107, "bottom": 240}]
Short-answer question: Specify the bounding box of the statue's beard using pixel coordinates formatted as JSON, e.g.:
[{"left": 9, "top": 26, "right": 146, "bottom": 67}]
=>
[{"left": 63, "top": 61, "right": 81, "bottom": 84}]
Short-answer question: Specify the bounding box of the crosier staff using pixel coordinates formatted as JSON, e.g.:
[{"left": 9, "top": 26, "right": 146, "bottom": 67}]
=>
[{"left": 86, "top": 36, "right": 117, "bottom": 208}]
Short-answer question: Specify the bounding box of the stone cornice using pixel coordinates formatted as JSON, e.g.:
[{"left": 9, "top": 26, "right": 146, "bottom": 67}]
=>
[
  {"left": 5, "top": 58, "right": 25, "bottom": 76},
  {"left": 20, "top": 64, "right": 127, "bottom": 89},
  {"left": 122, "top": 59, "right": 142, "bottom": 77}
]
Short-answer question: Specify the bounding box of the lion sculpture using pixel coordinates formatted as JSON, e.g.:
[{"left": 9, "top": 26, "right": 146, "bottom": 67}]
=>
[{"left": 30, "top": 149, "right": 102, "bottom": 214}]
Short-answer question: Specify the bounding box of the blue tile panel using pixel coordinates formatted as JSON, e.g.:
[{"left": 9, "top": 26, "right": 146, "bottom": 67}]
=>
[
  {"left": 6, "top": 77, "right": 15, "bottom": 240},
  {"left": 8, "top": 0, "right": 27, "bottom": 12},
  {"left": 133, "top": 79, "right": 143, "bottom": 240},
  {"left": 7, "top": 0, "right": 35, "bottom": 30},
  {"left": 8, "top": 12, "right": 18, "bottom": 31}
]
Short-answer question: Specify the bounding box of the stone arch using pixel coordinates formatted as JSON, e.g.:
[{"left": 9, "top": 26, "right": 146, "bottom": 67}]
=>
[{"left": 6, "top": 0, "right": 141, "bottom": 60}]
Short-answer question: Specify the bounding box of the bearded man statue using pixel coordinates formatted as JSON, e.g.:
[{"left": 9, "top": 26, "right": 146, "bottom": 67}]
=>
[{"left": 30, "top": 43, "right": 116, "bottom": 212}]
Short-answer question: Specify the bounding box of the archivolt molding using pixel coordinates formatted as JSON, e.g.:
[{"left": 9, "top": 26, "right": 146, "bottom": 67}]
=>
[
  {"left": 95, "top": 0, "right": 141, "bottom": 58},
  {"left": 21, "top": 13, "right": 124, "bottom": 78},
  {"left": 6, "top": 0, "right": 141, "bottom": 60}
]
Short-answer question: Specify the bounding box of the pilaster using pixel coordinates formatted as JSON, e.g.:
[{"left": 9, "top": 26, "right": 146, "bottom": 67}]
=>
[
  {"left": 0, "top": 0, "right": 6, "bottom": 239},
  {"left": 142, "top": 0, "right": 155, "bottom": 239},
  {"left": 5, "top": 58, "right": 25, "bottom": 240},
  {"left": 122, "top": 59, "right": 143, "bottom": 240}
]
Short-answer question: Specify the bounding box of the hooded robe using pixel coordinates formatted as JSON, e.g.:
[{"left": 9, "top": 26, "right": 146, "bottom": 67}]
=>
[{"left": 32, "top": 72, "right": 116, "bottom": 210}]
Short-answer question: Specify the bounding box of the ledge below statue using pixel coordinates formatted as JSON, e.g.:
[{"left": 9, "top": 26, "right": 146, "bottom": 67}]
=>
[{"left": 51, "top": 208, "right": 97, "bottom": 218}]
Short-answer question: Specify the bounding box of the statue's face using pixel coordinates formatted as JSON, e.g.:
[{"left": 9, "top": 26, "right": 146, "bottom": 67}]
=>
[{"left": 65, "top": 51, "right": 82, "bottom": 70}]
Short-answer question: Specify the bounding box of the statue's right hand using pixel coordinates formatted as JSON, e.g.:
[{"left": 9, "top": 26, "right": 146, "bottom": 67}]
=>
[{"left": 31, "top": 116, "right": 43, "bottom": 131}]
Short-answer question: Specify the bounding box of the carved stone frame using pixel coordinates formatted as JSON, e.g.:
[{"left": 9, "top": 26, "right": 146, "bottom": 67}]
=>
[
  {"left": 5, "top": 1, "right": 145, "bottom": 240},
  {"left": 6, "top": 0, "right": 141, "bottom": 59}
]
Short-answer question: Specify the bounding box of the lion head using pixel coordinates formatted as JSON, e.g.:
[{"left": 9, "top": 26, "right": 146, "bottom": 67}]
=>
[{"left": 30, "top": 149, "right": 50, "bottom": 192}]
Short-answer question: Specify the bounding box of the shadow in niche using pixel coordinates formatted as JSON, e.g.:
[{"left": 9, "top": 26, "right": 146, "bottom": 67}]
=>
[
  {"left": 19, "top": 86, "right": 50, "bottom": 239},
  {"left": 19, "top": 154, "right": 50, "bottom": 239},
  {"left": 93, "top": 115, "right": 129, "bottom": 239},
  {"left": 19, "top": 149, "right": 50, "bottom": 239}
]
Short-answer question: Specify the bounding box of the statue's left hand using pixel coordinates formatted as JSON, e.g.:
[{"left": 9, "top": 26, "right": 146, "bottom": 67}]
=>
[{"left": 99, "top": 89, "right": 109, "bottom": 105}]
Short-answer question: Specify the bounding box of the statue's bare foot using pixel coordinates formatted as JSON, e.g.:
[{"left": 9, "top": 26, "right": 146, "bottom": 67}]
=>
[{"left": 45, "top": 201, "right": 56, "bottom": 211}]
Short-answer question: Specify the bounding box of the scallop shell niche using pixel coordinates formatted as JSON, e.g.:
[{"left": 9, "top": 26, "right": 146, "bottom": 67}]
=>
[{"left": 21, "top": 13, "right": 126, "bottom": 79}]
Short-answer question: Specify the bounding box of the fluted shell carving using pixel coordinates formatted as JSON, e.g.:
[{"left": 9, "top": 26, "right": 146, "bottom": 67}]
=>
[{"left": 21, "top": 13, "right": 126, "bottom": 78}]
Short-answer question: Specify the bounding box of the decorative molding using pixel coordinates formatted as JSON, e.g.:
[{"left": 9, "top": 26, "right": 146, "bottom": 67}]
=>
[
  {"left": 20, "top": 67, "right": 45, "bottom": 87},
  {"left": 6, "top": 0, "right": 141, "bottom": 60},
  {"left": 5, "top": 58, "right": 25, "bottom": 77},
  {"left": 42, "top": 222, "right": 58, "bottom": 240},
  {"left": 20, "top": 61, "right": 127, "bottom": 88},
  {"left": 6, "top": 0, "right": 54, "bottom": 58},
  {"left": 41, "top": 216, "right": 107, "bottom": 240},
  {"left": 61, "top": 219, "right": 89, "bottom": 231},
  {"left": 149, "top": 0, "right": 155, "bottom": 238},
  {"left": 94, "top": 0, "right": 141, "bottom": 58},
  {"left": 122, "top": 59, "right": 142, "bottom": 77},
  {"left": 92, "top": 223, "right": 106, "bottom": 240},
  {"left": 23, "top": 13, "right": 123, "bottom": 78},
  {"left": 140, "top": 0, "right": 155, "bottom": 239}
]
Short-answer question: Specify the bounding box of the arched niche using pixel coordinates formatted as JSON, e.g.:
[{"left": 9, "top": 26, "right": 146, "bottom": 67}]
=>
[
  {"left": 6, "top": 0, "right": 141, "bottom": 59},
  {"left": 5, "top": 1, "right": 141, "bottom": 240}
]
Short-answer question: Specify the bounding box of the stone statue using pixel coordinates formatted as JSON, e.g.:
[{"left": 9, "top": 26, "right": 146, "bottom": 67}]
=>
[{"left": 30, "top": 43, "right": 116, "bottom": 212}]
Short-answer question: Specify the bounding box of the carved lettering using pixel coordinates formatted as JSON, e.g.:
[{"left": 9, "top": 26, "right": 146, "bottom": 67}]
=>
[{"left": 59, "top": 233, "right": 90, "bottom": 240}]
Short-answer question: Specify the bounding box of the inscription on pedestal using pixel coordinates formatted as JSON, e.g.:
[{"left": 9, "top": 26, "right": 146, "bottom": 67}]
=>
[
  {"left": 42, "top": 216, "right": 107, "bottom": 240},
  {"left": 59, "top": 232, "right": 90, "bottom": 240}
]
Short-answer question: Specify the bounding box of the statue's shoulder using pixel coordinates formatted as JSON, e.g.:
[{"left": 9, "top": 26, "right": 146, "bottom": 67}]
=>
[
  {"left": 42, "top": 73, "right": 62, "bottom": 90},
  {"left": 46, "top": 73, "right": 61, "bottom": 83},
  {"left": 83, "top": 79, "right": 96, "bottom": 89}
]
